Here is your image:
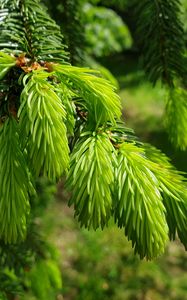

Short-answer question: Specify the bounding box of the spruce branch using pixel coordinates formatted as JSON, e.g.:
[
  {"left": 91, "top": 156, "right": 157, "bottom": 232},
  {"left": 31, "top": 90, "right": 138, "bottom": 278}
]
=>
[
  {"left": 144, "top": 144, "right": 187, "bottom": 248},
  {"left": 134, "top": 0, "right": 187, "bottom": 150},
  {"left": 55, "top": 83, "right": 76, "bottom": 136},
  {"left": 135, "top": 0, "right": 185, "bottom": 86},
  {"left": 66, "top": 132, "right": 116, "bottom": 230},
  {"left": 0, "top": 0, "right": 186, "bottom": 261},
  {"left": 0, "top": 0, "right": 68, "bottom": 62},
  {"left": 0, "top": 117, "right": 31, "bottom": 243},
  {"left": 18, "top": 70, "right": 69, "bottom": 181},
  {"left": 52, "top": 64, "right": 122, "bottom": 126},
  {"left": 114, "top": 142, "right": 168, "bottom": 260}
]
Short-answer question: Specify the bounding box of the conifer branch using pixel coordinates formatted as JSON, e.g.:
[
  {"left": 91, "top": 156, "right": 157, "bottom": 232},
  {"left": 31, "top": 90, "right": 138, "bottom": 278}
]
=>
[
  {"left": 0, "top": 117, "right": 31, "bottom": 243},
  {"left": 0, "top": 0, "right": 186, "bottom": 261},
  {"left": 0, "top": 0, "right": 68, "bottom": 62},
  {"left": 135, "top": 0, "right": 185, "bottom": 86},
  {"left": 144, "top": 144, "right": 187, "bottom": 248},
  {"left": 18, "top": 70, "right": 69, "bottom": 181},
  {"left": 66, "top": 132, "right": 116, "bottom": 230},
  {"left": 114, "top": 143, "right": 168, "bottom": 259},
  {"left": 52, "top": 64, "right": 122, "bottom": 126},
  {"left": 56, "top": 83, "right": 76, "bottom": 136}
]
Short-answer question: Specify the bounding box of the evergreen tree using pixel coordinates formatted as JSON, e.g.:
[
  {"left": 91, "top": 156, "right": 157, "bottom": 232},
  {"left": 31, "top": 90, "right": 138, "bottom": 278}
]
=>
[{"left": 0, "top": 0, "right": 187, "bottom": 283}]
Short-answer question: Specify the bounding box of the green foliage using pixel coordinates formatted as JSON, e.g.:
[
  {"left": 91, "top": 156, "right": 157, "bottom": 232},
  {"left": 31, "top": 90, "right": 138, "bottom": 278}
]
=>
[
  {"left": 0, "top": 269, "right": 23, "bottom": 299},
  {"left": 18, "top": 70, "right": 69, "bottom": 181},
  {"left": 0, "top": 177, "right": 61, "bottom": 300},
  {"left": 0, "top": 0, "right": 186, "bottom": 264},
  {"left": 0, "top": 117, "right": 30, "bottom": 243},
  {"left": 94, "top": 63, "right": 119, "bottom": 89},
  {"left": 114, "top": 143, "right": 168, "bottom": 259},
  {"left": 56, "top": 83, "right": 76, "bottom": 136},
  {"left": 144, "top": 144, "right": 187, "bottom": 248},
  {"left": 84, "top": 55, "right": 119, "bottom": 89},
  {"left": 134, "top": 0, "right": 185, "bottom": 87},
  {"left": 130, "top": 0, "right": 187, "bottom": 150},
  {"left": 0, "top": 0, "right": 68, "bottom": 62},
  {"left": 67, "top": 132, "right": 116, "bottom": 230},
  {"left": 165, "top": 87, "right": 187, "bottom": 150},
  {"left": 66, "top": 127, "right": 187, "bottom": 259},
  {"left": 83, "top": 3, "right": 132, "bottom": 57},
  {"left": 53, "top": 63, "right": 121, "bottom": 126}
]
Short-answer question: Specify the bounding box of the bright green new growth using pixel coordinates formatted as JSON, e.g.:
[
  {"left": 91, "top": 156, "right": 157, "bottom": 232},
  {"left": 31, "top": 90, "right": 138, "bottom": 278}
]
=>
[
  {"left": 0, "top": 118, "right": 30, "bottom": 243},
  {"left": 18, "top": 70, "right": 69, "bottom": 181},
  {"left": 66, "top": 132, "right": 116, "bottom": 230},
  {"left": 56, "top": 83, "right": 76, "bottom": 136},
  {"left": 53, "top": 64, "right": 121, "bottom": 126},
  {"left": 114, "top": 143, "right": 168, "bottom": 259},
  {"left": 144, "top": 145, "right": 187, "bottom": 248},
  {"left": 0, "top": 0, "right": 187, "bottom": 260}
]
